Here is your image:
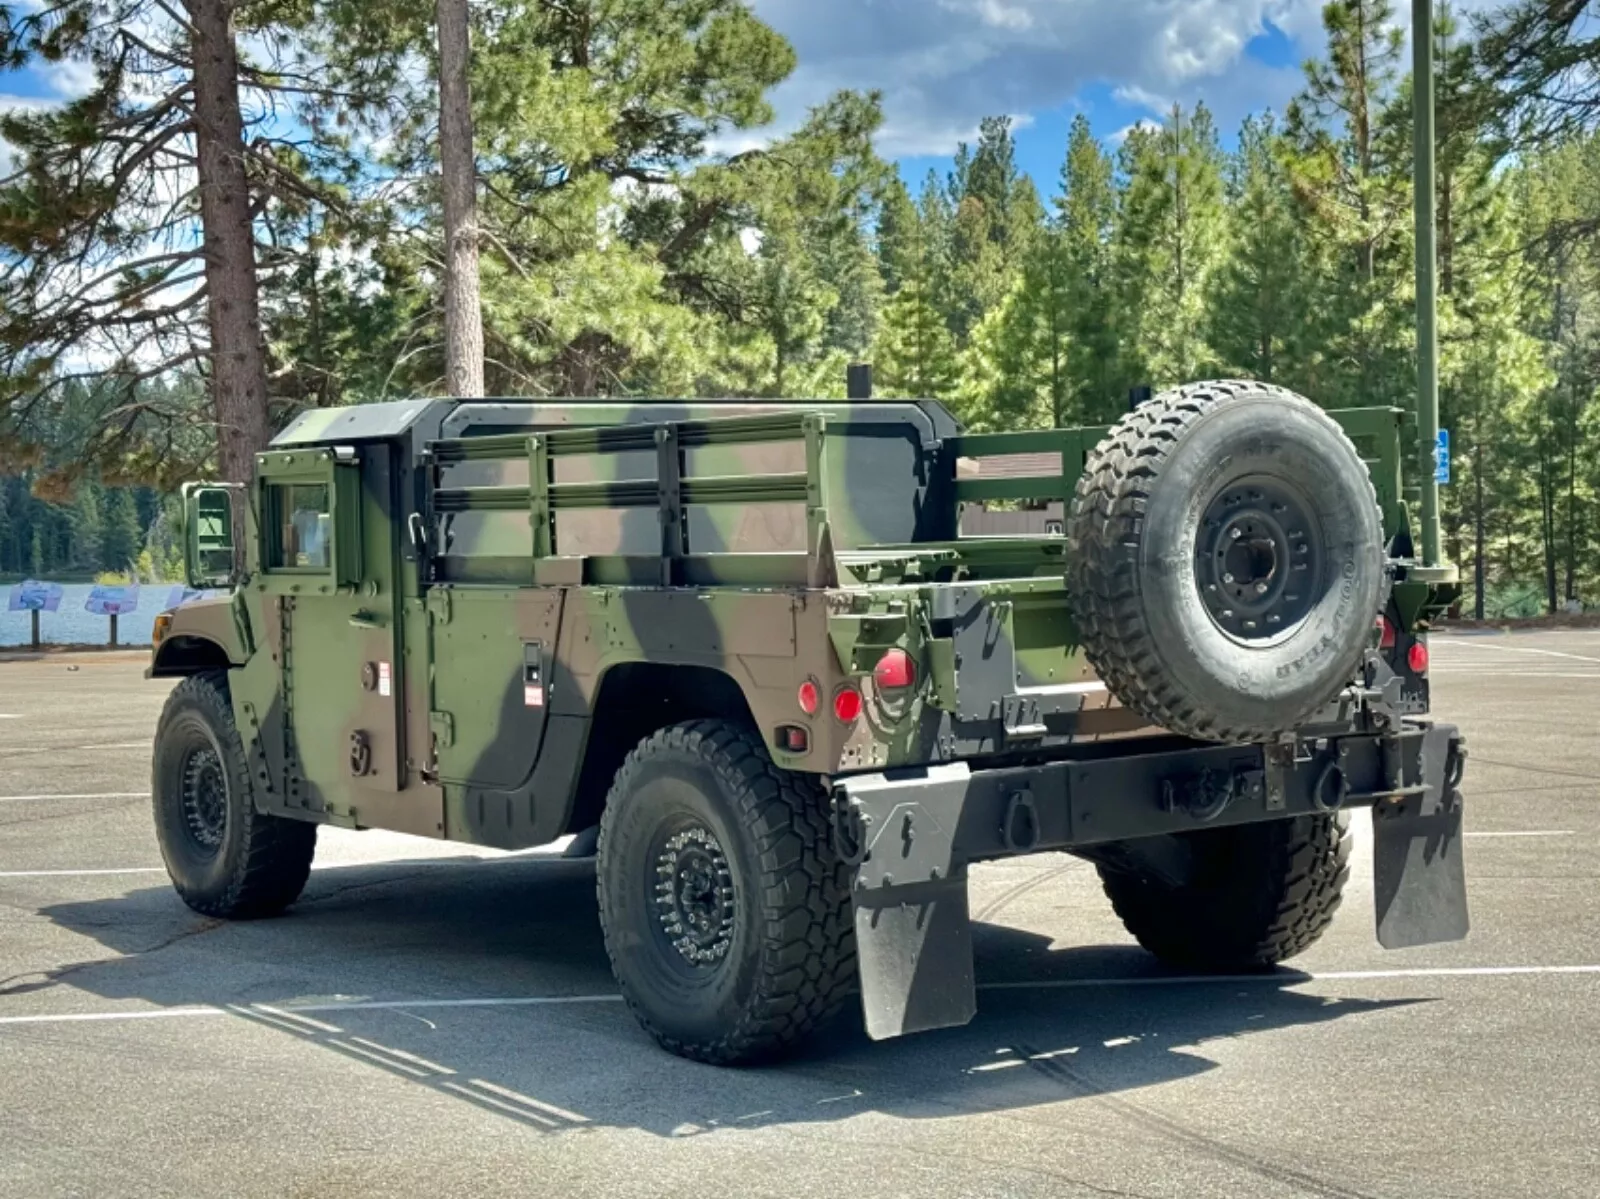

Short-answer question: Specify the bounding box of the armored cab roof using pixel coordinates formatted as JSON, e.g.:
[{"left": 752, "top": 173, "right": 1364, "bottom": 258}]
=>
[
  {"left": 271, "top": 397, "right": 962, "bottom": 448},
  {"left": 272, "top": 398, "right": 443, "bottom": 446}
]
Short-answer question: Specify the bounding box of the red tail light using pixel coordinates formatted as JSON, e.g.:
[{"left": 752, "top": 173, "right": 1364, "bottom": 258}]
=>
[
  {"left": 833, "top": 686, "right": 863, "bottom": 724},
  {"left": 1408, "top": 641, "right": 1429, "bottom": 675},
  {"left": 1378, "top": 615, "right": 1397, "bottom": 650},
  {"left": 797, "top": 680, "right": 820, "bottom": 715},
  {"left": 873, "top": 648, "right": 916, "bottom": 690}
]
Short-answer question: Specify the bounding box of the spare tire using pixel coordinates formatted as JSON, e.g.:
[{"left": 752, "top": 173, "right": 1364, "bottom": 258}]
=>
[{"left": 1067, "top": 380, "right": 1387, "bottom": 743}]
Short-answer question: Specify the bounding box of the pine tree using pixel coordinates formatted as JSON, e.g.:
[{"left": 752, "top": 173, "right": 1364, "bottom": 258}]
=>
[
  {"left": 1207, "top": 113, "right": 1310, "bottom": 384},
  {"left": 876, "top": 177, "right": 921, "bottom": 296},
  {"left": 101, "top": 488, "right": 143, "bottom": 574},
  {"left": 876, "top": 275, "right": 959, "bottom": 401},
  {"left": 1116, "top": 104, "right": 1226, "bottom": 387},
  {"left": 977, "top": 230, "right": 1074, "bottom": 429},
  {"left": 1057, "top": 114, "right": 1123, "bottom": 423},
  {"left": 943, "top": 116, "right": 1040, "bottom": 339},
  {"left": 69, "top": 482, "right": 102, "bottom": 573},
  {"left": 1285, "top": 0, "right": 1414, "bottom": 410},
  {"left": 0, "top": 2, "right": 356, "bottom": 486}
]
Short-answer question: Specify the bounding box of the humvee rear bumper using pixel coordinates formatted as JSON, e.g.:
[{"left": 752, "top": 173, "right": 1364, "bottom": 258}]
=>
[{"left": 831, "top": 721, "right": 1467, "bottom": 1041}]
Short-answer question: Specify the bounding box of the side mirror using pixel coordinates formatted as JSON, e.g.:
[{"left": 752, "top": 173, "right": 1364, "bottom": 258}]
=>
[{"left": 183, "top": 483, "right": 239, "bottom": 589}]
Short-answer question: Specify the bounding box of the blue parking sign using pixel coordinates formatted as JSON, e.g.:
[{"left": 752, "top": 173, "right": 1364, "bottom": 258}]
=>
[{"left": 1435, "top": 429, "right": 1451, "bottom": 485}]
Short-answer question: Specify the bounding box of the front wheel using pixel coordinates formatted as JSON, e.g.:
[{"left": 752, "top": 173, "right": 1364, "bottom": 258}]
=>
[
  {"left": 1096, "top": 815, "right": 1351, "bottom": 971},
  {"left": 152, "top": 673, "right": 316, "bottom": 918},
  {"left": 595, "top": 720, "right": 855, "bottom": 1065}
]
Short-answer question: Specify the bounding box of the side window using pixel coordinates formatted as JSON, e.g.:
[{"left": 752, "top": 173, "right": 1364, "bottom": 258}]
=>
[{"left": 268, "top": 483, "right": 332, "bottom": 570}]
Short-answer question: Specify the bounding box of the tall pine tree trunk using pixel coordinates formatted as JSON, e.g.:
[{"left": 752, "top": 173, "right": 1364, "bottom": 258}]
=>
[
  {"left": 436, "top": 0, "right": 485, "bottom": 398},
  {"left": 188, "top": 0, "right": 270, "bottom": 487}
]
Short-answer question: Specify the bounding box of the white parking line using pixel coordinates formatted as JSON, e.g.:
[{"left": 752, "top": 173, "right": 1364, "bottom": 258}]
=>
[
  {"left": 3, "top": 966, "right": 1598, "bottom": 1028},
  {"left": 1430, "top": 670, "right": 1600, "bottom": 679},
  {"left": 0, "top": 791, "right": 149, "bottom": 804},
  {"left": 1431, "top": 641, "right": 1600, "bottom": 665},
  {"left": 0, "top": 868, "right": 165, "bottom": 877},
  {"left": 0, "top": 853, "right": 587, "bottom": 878},
  {"left": 1463, "top": 830, "right": 1574, "bottom": 839},
  {"left": 979, "top": 964, "right": 1600, "bottom": 991}
]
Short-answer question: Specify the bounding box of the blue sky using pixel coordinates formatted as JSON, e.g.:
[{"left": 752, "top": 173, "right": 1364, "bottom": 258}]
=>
[
  {"left": 4, "top": 1, "right": 1492, "bottom": 189},
  {"left": 741, "top": 0, "right": 1333, "bottom": 193}
]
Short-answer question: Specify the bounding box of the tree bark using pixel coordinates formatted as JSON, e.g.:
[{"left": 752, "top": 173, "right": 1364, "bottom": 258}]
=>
[
  {"left": 187, "top": 0, "right": 271, "bottom": 487},
  {"left": 436, "top": 0, "right": 485, "bottom": 398}
]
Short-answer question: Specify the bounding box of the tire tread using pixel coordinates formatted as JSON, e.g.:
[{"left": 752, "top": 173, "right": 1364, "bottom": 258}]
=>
[
  {"left": 595, "top": 719, "right": 855, "bottom": 1065},
  {"left": 1066, "top": 380, "right": 1386, "bottom": 742}
]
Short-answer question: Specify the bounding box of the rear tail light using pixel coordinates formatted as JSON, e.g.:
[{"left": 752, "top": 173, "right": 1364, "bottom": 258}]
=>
[
  {"left": 833, "top": 686, "right": 863, "bottom": 724},
  {"left": 1408, "top": 640, "right": 1429, "bottom": 675},
  {"left": 797, "top": 680, "right": 820, "bottom": 715},
  {"left": 1377, "top": 615, "right": 1397, "bottom": 650},
  {"left": 873, "top": 648, "right": 916, "bottom": 690}
]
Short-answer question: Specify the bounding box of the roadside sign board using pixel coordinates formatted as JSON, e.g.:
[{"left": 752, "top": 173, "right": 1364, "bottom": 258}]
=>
[
  {"left": 85, "top": 584, "right": 141, "bottom": 616},
  {"left": 1435, "top": 429, "right": 1451, "bottom": 485},
  {"left": 7, "top": 580, "right": 63, "bottom": 612}
]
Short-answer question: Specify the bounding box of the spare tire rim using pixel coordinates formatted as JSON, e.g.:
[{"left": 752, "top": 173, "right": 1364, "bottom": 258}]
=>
[
  {"left": 652, "top": 825, "right": 735, "bottom": 968},
  {"left": 179, "top": 743, "right": 227, "bottom": 853},
  {"left": 1195, "top": 476, "right": 1324, "bottom": 644}
]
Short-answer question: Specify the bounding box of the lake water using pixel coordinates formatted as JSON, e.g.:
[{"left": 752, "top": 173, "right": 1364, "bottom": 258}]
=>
[{"left": 1, "top": 583, "right": 205, "bottom": 648}]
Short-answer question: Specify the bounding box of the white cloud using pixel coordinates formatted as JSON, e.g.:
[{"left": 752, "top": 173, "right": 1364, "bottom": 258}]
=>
[
  {"left": 1107, "top": 118, "right": 1161, "bottom": 148},
  {"left": 742, "top": 0, "right": 1362, "bottom": 157},
  {"left": 41, "top": 57, "right": 96, "bottom": 99}
]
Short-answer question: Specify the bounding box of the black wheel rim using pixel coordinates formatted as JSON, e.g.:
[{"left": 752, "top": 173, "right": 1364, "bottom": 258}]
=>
[
  {"left": 179, "top": 743, "right": 228, "bottom": 855},
  {"left": 649, "top": 822, "right": 736, "bottom": 971},
  {"left": 1195, "top": 475, "right": 1324, "bottom": 644}
]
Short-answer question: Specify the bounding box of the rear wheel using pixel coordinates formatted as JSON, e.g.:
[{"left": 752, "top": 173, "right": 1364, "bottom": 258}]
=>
[
  {"left": 595, "top": 720, "right": 855, "bottom": 1064},
  {"left": 152, "top": 673, "right": 316, "bottom": 918},
  {"left": 1096, "top": 815, "right": 1351, "bottom": 971}
]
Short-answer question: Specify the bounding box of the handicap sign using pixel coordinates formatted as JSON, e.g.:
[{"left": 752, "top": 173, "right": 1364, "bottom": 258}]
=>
[
  {"left": 1435, "top": 429, "right": 1451, "bottom": 485},
  {"left": 6, "top": 580, "right": 64, "bottom": 612},
  {"left": 85, "top": 584, "right": 141, "bottom": 616}
]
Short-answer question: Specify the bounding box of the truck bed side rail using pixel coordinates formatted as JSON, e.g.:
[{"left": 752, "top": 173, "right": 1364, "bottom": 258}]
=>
[
  {"left": 947, "top": 406, "right": 1408, "bottom": 548},
  {"left": 426, "top": 410, "right": 834, "bottom": 586}
]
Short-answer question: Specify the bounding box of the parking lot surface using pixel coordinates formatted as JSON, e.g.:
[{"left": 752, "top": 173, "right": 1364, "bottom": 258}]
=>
[{"left": 2, "top": 631, "right": 1598, "bottom": 1198}]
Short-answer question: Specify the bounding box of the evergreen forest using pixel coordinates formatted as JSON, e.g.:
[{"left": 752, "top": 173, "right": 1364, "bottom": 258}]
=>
[{"left": 3, "top": 0, "right": 1599, "bottom": 616}]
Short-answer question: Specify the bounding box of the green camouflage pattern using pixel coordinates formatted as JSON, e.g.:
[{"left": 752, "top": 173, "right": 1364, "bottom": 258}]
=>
[{"left": 151, "top": 396, "right": 1410, "bottom": 851}]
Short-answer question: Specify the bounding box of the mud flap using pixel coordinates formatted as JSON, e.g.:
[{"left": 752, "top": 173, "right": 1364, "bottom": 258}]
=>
[
  {"left": 854, "top": 878, "right": 977, "bottom": 1040},
  {"left": 1373, "top": 724, "right": 1469, "bottom": 949},
  {"left": 835, "top": 766, "right": 979, "bottom": 1041}
]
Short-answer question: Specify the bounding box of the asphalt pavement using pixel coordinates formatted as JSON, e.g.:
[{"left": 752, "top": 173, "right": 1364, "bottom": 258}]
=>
[{"left": 1, "top": 632, "right": 1597, "bottom": 1198}]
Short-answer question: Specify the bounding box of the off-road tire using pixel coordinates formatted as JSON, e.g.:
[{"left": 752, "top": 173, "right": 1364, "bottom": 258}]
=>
[
  {"left": 1068, "top": 380, "right": 1388, "bottom": 742},
  {"left": 596, "top": 720, "right": 855, "bottom": 1065},
  {"left": 152, "top": 672, "right": 316, "bottom": 918},
  {"left": 1097, "top": 815, "right": 1352, "bottom": 971}
]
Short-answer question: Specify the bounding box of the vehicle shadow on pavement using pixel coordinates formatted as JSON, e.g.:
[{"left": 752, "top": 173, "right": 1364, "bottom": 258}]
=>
[{"left": 25, "top": 854, "right": 1427, "bottom": 1138}]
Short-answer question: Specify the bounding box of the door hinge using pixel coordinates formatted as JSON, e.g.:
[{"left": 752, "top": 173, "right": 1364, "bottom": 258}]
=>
[
  {"left": 430, "top": 710, "right": 455, "bottom": 749},
  {"left": 427, "top": 588, "right": 452, "bottom": 625}
]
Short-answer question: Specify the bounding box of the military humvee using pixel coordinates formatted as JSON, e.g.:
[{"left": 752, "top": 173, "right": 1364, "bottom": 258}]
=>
[{"left": 148, "top": 380, "right": 1468, "bottom": 1064}]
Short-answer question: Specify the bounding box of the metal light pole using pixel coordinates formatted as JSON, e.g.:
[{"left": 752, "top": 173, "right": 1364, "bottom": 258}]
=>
[{"left": 1413, "top": 0, "right": 1443, "bottom": 569}]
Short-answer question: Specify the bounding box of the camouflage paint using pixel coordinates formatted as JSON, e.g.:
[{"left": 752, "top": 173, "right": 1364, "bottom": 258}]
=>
[{"left": 154, "top": 395, "right": 1409, "bottom": 852}]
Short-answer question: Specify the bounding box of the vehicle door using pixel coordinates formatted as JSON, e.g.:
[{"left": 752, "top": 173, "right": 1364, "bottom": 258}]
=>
[{"left": 253, "top": 443, "right": 439, "bottom": 836}]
